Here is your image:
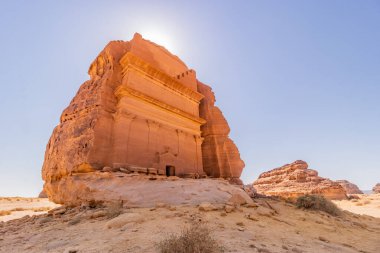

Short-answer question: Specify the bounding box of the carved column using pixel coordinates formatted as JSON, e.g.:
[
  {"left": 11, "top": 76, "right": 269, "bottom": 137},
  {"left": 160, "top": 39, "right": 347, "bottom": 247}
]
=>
[
  {"left": 112, "top": 108, "right": 136, "bottom": 166},
  {"left": 147, "top": 120, "right": 160, "bottom": 165},
  {"left": 194, "top": 135, "right": 204, "bottom": 174},
  {"left": 176, "top": 129, "right": 184, "bottom": 156}
]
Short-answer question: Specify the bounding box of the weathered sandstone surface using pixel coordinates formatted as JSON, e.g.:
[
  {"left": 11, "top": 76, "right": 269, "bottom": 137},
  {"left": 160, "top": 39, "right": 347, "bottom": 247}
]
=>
[
  {"left": 373, "top": 183, "right": 380, "bottom": 193},
  {"left": 42, "top": 174, "right": 252, "bottom": 207},
  {"left": 336, "top": 180, "right": 363, "bottom": 194},
  {"left": 41, "top": 33, "right": 244, "bottom": 204},
  {"left": 253, "top": 160, "right": 347, "bottom": 200}
]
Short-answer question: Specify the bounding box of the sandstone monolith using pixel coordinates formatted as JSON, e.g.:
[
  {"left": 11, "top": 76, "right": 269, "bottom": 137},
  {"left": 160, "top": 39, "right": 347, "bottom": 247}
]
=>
[
  {"left": 253, "top": 160, "right": 347, "bottom": 200},
  {"left": 41, "top": 33, "right": 245, "bottom": 204}
]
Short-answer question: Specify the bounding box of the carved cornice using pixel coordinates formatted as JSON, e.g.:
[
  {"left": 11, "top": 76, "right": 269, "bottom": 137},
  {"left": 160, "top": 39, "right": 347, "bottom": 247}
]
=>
[
  {"left": 115, "top": 86, "right": 206, "bottom": 125},
  {"left": 119, "top": 52, "right": 204, "bottom": 103}
]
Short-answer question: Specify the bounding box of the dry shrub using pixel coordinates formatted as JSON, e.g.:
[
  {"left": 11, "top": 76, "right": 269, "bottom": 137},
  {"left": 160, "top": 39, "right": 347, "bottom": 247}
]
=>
[
  {"left": 296, "top": 195, "right": 341, "bottom": 216},
  {"left": 0, "top": 210, "right": 11, "bottom": 216},
  {"left": 156, "top": 222, "right": 223, "bottom": 253},
  {"left": 11, "top": 207, "right": 26, "bottom": 212}
]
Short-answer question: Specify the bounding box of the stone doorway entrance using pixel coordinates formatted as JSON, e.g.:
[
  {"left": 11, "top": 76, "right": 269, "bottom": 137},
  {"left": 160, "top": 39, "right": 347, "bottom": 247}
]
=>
[{"left": 166, "top": 165, "right": 175, "bottom": 176}]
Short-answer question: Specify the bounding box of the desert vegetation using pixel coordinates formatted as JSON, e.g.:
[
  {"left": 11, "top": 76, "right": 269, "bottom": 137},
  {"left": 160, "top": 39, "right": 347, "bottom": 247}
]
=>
[
  {"left": 296, "top": 194, "right": 341, "bottom": 216},
  {"left": 156, "top": 222, "right": 223, "bottom": 253}
]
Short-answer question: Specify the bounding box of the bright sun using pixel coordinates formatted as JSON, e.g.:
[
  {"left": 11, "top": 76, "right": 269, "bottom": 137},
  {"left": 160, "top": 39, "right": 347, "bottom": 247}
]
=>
[{"left": 139, "top": 29, "right": 177, "bottom": 53}]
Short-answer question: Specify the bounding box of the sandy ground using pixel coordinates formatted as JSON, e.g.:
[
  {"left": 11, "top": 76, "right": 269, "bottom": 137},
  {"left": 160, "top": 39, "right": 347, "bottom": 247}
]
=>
[
  {"left": 1, "top": 197, "right": 380, "bottom": 253},
  {"left": 0, "top": 197, "right": 60, "bottom": 222},
  {"left": 333, "top": 193, "right": 380, "bottom": 218}
]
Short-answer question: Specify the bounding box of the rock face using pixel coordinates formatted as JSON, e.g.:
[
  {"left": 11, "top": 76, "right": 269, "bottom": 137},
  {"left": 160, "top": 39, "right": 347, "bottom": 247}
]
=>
[
  {"left": 198, "top": 82, "right": 245, "bottom": 184},
  {"left": 336, "top": 180, "right": 363, "bottom": 194},
  {"left": 41, "top": 33, "right": 244, "bottom": 204},
  {"left": 253, "top": 160, "right": 347, "bottom": 200},
  {"left": 373, "top": 183, "right": 380, "bottom": 193},
  {"left": 41, "top": 174, "right": 252, "bottom": 207}
]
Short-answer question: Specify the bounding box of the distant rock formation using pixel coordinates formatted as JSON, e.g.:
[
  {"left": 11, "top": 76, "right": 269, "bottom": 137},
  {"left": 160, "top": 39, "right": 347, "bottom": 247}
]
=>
[
  {"left": 253, "top": 160, "right": 347, "bottom": 200},
  {"left": 38, "top": 190, "right": 48, "bottom": 198},
  {"left": 41, "top": 33, "right": 244, "bottom": 205},
  {"left": 373, "top": 183, "right": 380, "bottom": 193},
  {"left": 336, "top": 180, "right": 363, "bottom": 194}
]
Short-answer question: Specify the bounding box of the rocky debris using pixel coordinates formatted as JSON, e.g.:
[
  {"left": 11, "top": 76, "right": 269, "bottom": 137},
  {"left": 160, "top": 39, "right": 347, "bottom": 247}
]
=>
[
  {"left": 243, "top": 184, "right": 257, "bottom": 198},
  {"left": 41, "top": 33, "right": 245, "bottom": 205},
  {"left": 224, "top": 204, "right": 234, "bottom": 213},
  {"left": 198, "top": 202, "right": 218, "bottom": 211},
  {"left": 372, "top": 183, "right": 380, "bottom": 193},
  {"left": 228, "top": 193, "right": 252, "bottom": 205},
  {"left": 336, "top": 180, "right": 363, "bottom": 194},
  {"left": 90, "top": 210, "right": 107, "bottom": 219},
  {"left": 253, "top": 160, "right": 347, "bottom": 200},
  {"left": 256, "top": 206, "right": 276, "bottom": 217}
]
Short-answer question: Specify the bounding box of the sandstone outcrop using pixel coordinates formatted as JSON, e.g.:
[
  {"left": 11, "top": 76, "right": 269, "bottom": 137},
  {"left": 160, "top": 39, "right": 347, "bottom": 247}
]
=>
[
  {"left": 336, "top": 180, "right": 363, "bottom": 194},
  {"left": 373, "top": 183, "right": 380, "bottom": 193},
  {"left": 41, "top": 33, "right": 244, "bottom": 204},
  {"left": 253, "top": 160, "right": 347, "bottom": 200},
  {"left": 38, "top": 190, "right": 48, "bottom": 198},
  {"left": 42, "top": 174, "right": 252, "bottom": 207}
]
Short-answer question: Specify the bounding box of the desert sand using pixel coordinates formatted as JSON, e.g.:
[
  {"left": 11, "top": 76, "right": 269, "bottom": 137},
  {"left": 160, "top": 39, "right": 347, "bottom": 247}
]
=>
[
  {"left": 0, "top": 197, "right": 59, "bottom": 222},
  {"left": 333, "top": 193, "right": 380, "bottom": 218},
  {"left": 1, "top": 195, "right": 380, "bottom": 253}
]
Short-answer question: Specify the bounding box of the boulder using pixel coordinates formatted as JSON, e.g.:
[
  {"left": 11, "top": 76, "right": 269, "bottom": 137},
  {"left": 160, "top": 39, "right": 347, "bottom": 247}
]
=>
[
  {"left": 105, "top": 213, "right": 144, "bottom": 229},
  {"left": 199, "top": 202, "right": 218, "bottom": 211},
  {"left": 253, "top": 160, "right": 347, "bottom": 200}
]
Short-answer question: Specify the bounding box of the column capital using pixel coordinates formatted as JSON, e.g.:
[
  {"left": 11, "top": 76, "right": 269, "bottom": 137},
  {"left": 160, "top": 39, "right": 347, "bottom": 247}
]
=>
[
  {"left": 193, "top": 135, "right": 204, "bottom": 144},
  {"left": 146, "top": 119, "right": 160, "bottom": 130}
]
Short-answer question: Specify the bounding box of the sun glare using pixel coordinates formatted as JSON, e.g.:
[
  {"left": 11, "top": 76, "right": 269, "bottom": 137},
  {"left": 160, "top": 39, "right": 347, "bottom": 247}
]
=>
[{"left": 139, "top": 29, "right": 177, "bottom": 54}]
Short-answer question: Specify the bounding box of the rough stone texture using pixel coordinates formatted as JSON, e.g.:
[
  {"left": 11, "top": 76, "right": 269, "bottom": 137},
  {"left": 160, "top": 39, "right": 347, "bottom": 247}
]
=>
[
  {"left": 42, "top": 174, "right": 252, "bottom": 207},
  {"left": 197, "top": 82, "right": 245, "bottom": 184},
  {"left": 373, "top": 183, "right": 380, "bottom": 193},
  {"left": 41, "top": 33, "right": 244, "bottom": 204},
  {"left": 253, "top": 160, "right": 347, "bottom": 200},
  {"left": 336, "top": 180, "right": 363, "bottom": 194}
]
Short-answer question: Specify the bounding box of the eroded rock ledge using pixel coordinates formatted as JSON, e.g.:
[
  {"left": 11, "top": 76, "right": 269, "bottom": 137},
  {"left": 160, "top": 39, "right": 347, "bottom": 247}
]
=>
[
  {"left": 253, "top": 160, "right": 347, "bottom": 200},
  {"left": 44, "top": 171, "right": 252, "bottom": 207},
  {"left": 336, "top": 180, "right": 363, "bottom": 194}
]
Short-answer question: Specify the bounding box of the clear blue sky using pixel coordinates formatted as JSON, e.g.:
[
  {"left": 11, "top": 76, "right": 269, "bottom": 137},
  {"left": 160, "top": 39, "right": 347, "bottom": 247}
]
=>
[{"left": 0, "top": 1, "right": 379, "bottom": 196}]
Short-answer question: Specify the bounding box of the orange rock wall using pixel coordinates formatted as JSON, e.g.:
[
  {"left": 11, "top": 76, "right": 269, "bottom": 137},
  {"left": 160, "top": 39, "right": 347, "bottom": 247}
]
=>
[{"left": 198, "top": 82, "right": 245, "bottom": 182}]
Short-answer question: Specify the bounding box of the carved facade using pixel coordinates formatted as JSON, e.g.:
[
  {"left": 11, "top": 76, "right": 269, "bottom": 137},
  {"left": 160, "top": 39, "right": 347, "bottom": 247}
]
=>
[{"left": 111, "top": 52, "right": 205, "bottom": 177}]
